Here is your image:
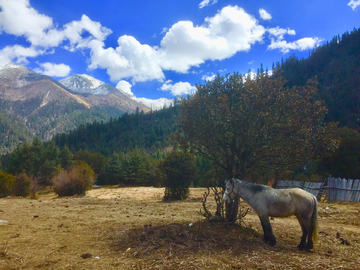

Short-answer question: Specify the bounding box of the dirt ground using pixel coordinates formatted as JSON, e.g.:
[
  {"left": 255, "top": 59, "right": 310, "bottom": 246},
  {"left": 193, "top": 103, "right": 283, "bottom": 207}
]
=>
[{"left": 0, "top": 187, "right": 360, "bottom": 270}]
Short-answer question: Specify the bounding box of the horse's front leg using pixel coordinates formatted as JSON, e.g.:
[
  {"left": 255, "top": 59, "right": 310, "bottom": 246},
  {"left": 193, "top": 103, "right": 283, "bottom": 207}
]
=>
[{"left": 259, "top": 215, "right": 276, "bottom": 246}]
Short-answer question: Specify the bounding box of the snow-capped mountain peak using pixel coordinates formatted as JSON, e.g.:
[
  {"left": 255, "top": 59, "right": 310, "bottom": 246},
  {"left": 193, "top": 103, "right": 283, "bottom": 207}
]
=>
[
  {"left": 79, "top": 74, "right": 104, "bottom": 89},
  {"left": 0, "top": 63, "right": 25, "bottom": 70},
  {"left": 116, "top": 87, "right": 173, "bottom": 111},
  {"left": 59, "top": 73, "right": 174, "bottom": 110},
  {"left": 59, "top": 74, "right": 109, "bottom": 95}
]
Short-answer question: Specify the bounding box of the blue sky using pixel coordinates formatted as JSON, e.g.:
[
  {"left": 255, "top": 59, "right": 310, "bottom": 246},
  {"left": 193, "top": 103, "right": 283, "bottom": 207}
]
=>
[{"left": 0, "top": 0, "right": 359, "bottom": 99}]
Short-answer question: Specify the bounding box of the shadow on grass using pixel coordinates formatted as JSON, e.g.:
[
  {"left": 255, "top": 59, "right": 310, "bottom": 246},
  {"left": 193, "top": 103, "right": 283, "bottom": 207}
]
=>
[{"left": 111, "top": 221, "right": 301, "bottom": 260}]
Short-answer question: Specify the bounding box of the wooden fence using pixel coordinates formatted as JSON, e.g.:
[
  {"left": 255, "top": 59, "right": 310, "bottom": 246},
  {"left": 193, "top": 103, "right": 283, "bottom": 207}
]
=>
[
  {"left": 276, "top": 178, "right": 360, "bottom": 202},
  {"left": 326, "top": 177, "right": 360, "bottom": 202},
  {"left": 277, "top": 180, "right": 325, "bottom": 200}
]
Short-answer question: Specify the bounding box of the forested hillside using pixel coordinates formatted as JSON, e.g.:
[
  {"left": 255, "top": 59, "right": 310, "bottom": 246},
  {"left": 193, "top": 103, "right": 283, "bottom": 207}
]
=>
[
  {"left": 54, "top": 103, "right": 181, "bottom": 156},
  {"left": 0, "top": 112, "right": 31, "bottom": 154},
  {"left": 277, "top": 28, "right": 360, "bottom": 129}
]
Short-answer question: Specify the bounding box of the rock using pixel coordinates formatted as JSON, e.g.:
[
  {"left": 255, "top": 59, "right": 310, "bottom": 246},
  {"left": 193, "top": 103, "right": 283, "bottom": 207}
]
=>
[
  {"left": 341, "top": 238, "right": 350, "bottom": 245},
  {"left": 10, "top": 233, "right": 20, "bottom": 238},
  {"left": 81, "top": 252, "right": 92, "bottom": 259}
]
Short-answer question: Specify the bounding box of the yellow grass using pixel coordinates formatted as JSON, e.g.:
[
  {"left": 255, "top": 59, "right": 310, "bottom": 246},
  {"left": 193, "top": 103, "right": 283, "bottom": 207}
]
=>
[{"left": 0, "top": 187, "right": 359, "bottom": 269}]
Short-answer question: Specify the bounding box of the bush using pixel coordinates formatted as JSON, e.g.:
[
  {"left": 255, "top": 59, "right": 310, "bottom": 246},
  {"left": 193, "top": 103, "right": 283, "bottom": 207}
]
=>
[
  {"left": 52, "top": 161, "right": 95, "bottom": 196},
  {"left": 161, "top": 151, "right": 198, "bottom": 201},
  {"left": 14, "top": 173, "right": 33, "bottom": 197},
  {"left": 0, "top": 171, "right": 15, "bottom": 197}
]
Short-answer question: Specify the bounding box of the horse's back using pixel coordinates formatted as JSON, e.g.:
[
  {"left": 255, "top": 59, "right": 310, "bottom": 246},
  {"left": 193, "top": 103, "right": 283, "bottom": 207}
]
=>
[
  {"left": 288, "top": 188, "right": 316, "bottom": 201},
  {"left": 287, "top": 188, "right": 317, "bottom": 215}
]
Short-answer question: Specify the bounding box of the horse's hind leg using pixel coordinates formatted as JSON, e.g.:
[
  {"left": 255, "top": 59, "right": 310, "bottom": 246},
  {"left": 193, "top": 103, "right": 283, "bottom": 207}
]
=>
[
  {"left": 296, "top": 216, "right": 308, "bottom": 250},
  {"left": 297, "top": 213, "right": 313, "bottom": 250},
  {"left": 306, "top": 226, "right": 314, "bottom": 250},
  {"left": 259, "top": 215, "right": 276, "bottom": 246}
]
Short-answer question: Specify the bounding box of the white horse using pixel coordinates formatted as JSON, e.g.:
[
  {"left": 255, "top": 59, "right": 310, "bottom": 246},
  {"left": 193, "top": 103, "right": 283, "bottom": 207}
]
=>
[{"left": 223, "top": 178, "right": 318, "bottom": 250}]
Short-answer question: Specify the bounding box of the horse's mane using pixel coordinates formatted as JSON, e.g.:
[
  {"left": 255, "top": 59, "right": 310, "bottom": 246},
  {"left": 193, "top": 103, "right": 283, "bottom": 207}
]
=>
[{"left": 233, "top": 178, "right": 269, "bottom": 193}]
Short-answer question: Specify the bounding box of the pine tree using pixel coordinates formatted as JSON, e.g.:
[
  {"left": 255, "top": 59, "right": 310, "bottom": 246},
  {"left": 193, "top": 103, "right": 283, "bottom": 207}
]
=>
[
  {"left": 97, "top": 152, "right": 123, "bottom": 185},
  {"left": 60, "top": 145, "right": 74, "bottom": 170},
  {"left": 39, "top": 141, "right": 60, "bottom": 185}
]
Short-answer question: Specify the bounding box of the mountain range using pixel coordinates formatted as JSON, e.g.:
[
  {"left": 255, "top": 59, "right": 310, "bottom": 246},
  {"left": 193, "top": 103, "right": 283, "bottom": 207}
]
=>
[
  {"left": 59, "top": 74, "right": 174, "bottom": 111},
  {"left": 0, "top": 63, "right": 173, "bottom": 154}
]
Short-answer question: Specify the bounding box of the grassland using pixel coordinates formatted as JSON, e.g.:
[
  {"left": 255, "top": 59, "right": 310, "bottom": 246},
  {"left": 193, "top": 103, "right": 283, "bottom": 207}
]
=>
[{"left": 0, "top": 187, "right": 359, "bottom": 269}]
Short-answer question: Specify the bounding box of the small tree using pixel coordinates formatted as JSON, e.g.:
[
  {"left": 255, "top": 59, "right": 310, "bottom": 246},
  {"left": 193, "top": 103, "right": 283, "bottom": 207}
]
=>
[
  {"left": 14, "top": 173, "right": 33, "bottom": 197},
  {"left": 97, "top": 152, "right": 123, "bottom": 185},
  {"left": 0, "top": 170, "right": 15, "bottom": 197},
  {"left": 122, "top": 148, "right": 156, "bottom": 186},
  {"left": 53, "top": 161, "right": 95, "bottom": 196},
  {"left": 73, "top": 149, "right": 107, "bottom": 175},
  {"left": 59, "top": 145, "right": 74, "bottom": 170},
  {"left": 161, "top": 151, "right": 198, "bottom": 200}
]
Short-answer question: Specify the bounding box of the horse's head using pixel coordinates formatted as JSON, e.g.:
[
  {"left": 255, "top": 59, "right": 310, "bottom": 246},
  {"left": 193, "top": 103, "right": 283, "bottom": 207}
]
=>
[{"left": 223, "top": 178, "right": 236, "bottom": 203}]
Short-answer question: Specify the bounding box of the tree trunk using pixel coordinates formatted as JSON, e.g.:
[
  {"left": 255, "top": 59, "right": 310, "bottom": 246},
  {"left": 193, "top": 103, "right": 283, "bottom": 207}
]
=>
[
  {"left": 225, "top": 198, "right": 239, "bottom": 223},
  {"left": 272, "top": 169, "right": 280, "bottom": 188}
]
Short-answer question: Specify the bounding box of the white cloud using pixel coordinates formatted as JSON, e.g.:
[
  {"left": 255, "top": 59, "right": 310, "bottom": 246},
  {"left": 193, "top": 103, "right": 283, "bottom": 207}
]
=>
[
  {"left": 202, "top": 73, "right": 216, "bottom": 81},
  {"left": 35, "top": 62, "right": 71, "bottom": 77},
  {"left": 0, "top": 0, "right": 111, "bottom": 63},
  {"left": 259, "top": 9, "right": 272, "bottom": 20},
  {"left": 158, "top": 6, "right": 266, "bottom": 72},
  {"left": 0, "top": 45, "right": 42, "bottom": 65},
  {"left": 83, "top": 5, "right": 266, "bottom": 83},
  {"left": 86, "top": 36, "right": 164, "bottom": 83},
  {"left": 268, "top": 37, "right": 322, "bottom": 53},
  {"left": 267, "top": 26, "right": 321, "bottom": 53},
  {"left": 116, "top": 80, "right": 133, "bottom": 96},
  {"left": 348, "top": 0, "right": 360, "bottom": 10},
  {"left": 268, "top": 27, "right": 296, "bottom": 40},
  {"left": 0, "top": 0, "right": 53, "bottom": 45},
  {"left": 199, "top": 0, "right": 217, "bottom": 9},
  {"left": 160, "top": 80, "right": 196, "bottom": 96}
]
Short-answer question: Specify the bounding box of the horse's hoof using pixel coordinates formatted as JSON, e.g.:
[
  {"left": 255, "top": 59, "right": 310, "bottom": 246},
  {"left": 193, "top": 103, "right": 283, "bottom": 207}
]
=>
[
  {"left": 297, "top": 245, "right": 305, "bottom": 250},
  {"left": 269, "top": 239, "right": 276, "bottom": 246}
]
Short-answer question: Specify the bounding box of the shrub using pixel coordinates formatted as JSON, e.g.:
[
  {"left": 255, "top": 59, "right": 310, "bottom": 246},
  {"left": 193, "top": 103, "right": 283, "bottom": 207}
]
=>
[
  {"left": 52, "top": 161, "right": 95, "bottom": 196},
  {"left": 14, "top": 173, "right": 33, "bottom": 197},
  {"left": 161, "top": 151, "right": 198, "bottom": 201},
  {"left": 0, "top": 171, "right": 15, "bottom": 197}
]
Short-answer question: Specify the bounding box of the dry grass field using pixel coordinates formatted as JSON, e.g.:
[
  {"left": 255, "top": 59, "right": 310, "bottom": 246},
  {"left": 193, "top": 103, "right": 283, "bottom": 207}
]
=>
[{"left": 0, "top": 186, "right": 360, "bottom": 269}]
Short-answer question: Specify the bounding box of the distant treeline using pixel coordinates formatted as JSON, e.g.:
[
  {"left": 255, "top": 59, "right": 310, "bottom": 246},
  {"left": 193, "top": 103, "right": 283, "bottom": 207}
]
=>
[{"left": 54, "top": 104, "right": 181, "bottom": 156}]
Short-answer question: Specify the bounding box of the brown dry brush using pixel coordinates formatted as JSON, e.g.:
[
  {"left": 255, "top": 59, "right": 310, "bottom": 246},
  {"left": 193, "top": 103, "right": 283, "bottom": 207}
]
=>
[
  {"left": 113, "top": 221, "right": 259, "bottom": 262},
  {"left": 199, "top": 187, "right": 250, "bottom": 226}
]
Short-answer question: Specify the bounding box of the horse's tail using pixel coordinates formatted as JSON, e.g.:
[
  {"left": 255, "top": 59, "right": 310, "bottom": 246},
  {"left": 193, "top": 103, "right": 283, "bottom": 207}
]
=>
[{"left": 311, "top": 195, "right": 318, "bottom": 244}]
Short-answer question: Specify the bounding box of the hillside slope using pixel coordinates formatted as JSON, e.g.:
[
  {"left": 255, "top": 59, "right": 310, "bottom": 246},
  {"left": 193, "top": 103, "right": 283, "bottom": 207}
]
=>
[
  {"left": 0, "top": 64, "right": 149, "bottom": 154},
  {"left": 278, "top": 28, "right": 360, "bottom": 129}
]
